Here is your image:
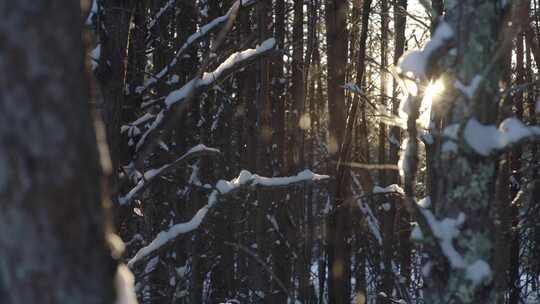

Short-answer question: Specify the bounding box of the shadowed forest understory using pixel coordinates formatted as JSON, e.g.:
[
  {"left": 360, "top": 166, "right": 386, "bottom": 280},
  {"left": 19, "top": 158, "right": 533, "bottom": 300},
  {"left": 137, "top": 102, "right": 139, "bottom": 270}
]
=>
[{"left": 2, "top": 0, "right": 540, "bottom": 303}]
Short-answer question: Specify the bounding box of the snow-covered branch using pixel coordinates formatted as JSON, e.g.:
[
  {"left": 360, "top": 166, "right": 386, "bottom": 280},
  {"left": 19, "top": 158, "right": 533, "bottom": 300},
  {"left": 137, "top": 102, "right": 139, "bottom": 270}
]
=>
[
  {"left": 140, "top": 0, "right": 258, "bottom": 94},
  {"left": 146, "top": 0, "right": 177, "bottom": 32},
  {"left": 127, "top": 169, "right": 329, "bottom": 268},
  {"left": 164, "top": 38, "right": 276, "bottom": 107},
  {"left": 119, "top": 144, "right": 220, "bottom": 205},
  {"left": 134, "top": 38, "right": 277, "bottom": 153}
]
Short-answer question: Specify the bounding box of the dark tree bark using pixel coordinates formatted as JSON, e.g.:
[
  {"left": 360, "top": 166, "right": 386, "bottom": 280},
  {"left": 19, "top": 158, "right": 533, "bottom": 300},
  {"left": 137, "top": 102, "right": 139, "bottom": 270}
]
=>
[
  {"left": 352, "top": 0, "right": 373, "bottom": 298},
  {"left": 326, "top": 0, "right": 350, "bottom": 303},
  {"left": 378, "top": 0, "right": 393, "bottom": 302},
  {"left": 254, "top": 0, "right": 273, "bottom": 301},
  {"left": 507, "top": 31, "right": 525, "bottom": 304},
  {"left": 270, "top": 1, "right": 293, "bottom": 303},
  {"left": 0, "top": 1, "right": 118, "bottom": 303},
  {"left": 289, "top": 0, "right": 306, "bottom": 173},
  {"left": 273, "top": 0, "right": 287, "bottom": 176},
  {"left": 393, "top": 0, "right": 412, "bottom": 291},
  {"left": 96, "top": 0, "right": 134, "bottom": 187}
]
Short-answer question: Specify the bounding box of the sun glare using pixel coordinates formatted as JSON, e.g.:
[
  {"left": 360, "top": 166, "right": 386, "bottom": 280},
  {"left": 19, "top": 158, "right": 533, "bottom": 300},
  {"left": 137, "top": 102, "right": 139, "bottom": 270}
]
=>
[{"left": 419, "top": 79, "right": 444, "bottom": 128}]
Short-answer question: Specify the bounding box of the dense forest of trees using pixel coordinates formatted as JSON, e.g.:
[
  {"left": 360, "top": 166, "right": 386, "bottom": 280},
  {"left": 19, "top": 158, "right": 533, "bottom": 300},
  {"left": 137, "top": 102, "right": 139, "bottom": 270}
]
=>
[{"left": 2, "top": 0, "right": 540, "bottom": 303}]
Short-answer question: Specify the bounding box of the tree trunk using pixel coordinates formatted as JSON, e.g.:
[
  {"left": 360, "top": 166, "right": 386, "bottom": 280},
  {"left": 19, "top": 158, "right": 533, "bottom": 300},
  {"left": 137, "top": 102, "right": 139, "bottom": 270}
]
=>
[
  {"left": 97, "top": 0, "right": 134, "bottom": 186},
  {"left": 326, "top": 0, "right": 350, "bottom": 303},
  {"left": 0, "top": 1, "right": 118, "bottom": 303},
  {"left": 423, "top": 1, "right": 506, "bottom": 302},
  {"left": 254, "top": 0, "right": 273, "bottom": 301}
]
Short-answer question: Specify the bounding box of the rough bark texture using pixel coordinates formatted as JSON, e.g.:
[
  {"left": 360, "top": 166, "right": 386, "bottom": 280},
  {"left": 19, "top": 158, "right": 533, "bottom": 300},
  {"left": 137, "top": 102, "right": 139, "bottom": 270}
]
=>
[
  {"left": 424, "top": 1, "right": 505, "bottom": 303},
  {"left": 0, "top": 1, "right": 117, "bottom": 303}
]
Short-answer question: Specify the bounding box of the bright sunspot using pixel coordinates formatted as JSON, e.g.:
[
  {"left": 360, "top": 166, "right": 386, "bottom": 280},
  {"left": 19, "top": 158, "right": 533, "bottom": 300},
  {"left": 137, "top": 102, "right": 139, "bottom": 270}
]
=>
[{"left": 419, "top": 79, "right": 444, "bottom": 128}]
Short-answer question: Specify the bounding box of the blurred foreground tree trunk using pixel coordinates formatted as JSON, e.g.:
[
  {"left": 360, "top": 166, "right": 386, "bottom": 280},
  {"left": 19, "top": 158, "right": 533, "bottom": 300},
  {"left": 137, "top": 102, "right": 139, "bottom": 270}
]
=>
[{"left": 0, "top": 1, "right": 119, "bottom": 303}]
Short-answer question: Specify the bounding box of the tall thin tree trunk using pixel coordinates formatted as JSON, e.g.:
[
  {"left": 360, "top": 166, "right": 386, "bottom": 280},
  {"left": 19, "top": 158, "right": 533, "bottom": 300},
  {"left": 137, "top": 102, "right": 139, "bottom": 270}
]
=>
[
  {"left": 353, "top": 0, "right": 373, "bottom": 299},
  {"left": 378, "top": 0, "right": 393, "bottom": 302},
  {"left": 97, "top": 0, "right": 134, "bottom": 187},
  {"left": 326, "top": 0, "right": 350, "bottom": 303},
  {"left": 393, "top": 0, "right": 412, "bottom": 291},
  {"left": 254, "top": 0, "right": 273, "bottom": 301}
]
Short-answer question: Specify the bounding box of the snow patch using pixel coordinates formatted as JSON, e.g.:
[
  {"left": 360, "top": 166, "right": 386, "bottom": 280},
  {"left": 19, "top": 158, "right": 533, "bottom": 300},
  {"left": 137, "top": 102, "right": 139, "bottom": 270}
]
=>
[
  {"left": 454, "top": 75, "right": 482, "bottom": 99},
  {"left": 399, "top": 51, "right": 426, "bottom": 78},
  {"left": 398, "top": 21, "right": 453, "bottom": 78},
  {"left": 421, "top": 209, "right": 466, "bottom": 268},
  {"left": 411, "top": 224, "right": 423, "bottom": 241},
  {"left": 373, "top": 184, "right": 404, "bottom": 194},
  {"left": 89, "top": 44, "right": 100, "bottom": 71},
  {"left": 85, "top": 0, "right": 98, "bottom": 26},
  {"left": 466, "top": 260, "right": 492, "bottom": 286},
  {"left": 417, "top": 196, "right": 431, "bottom": 208},
  {"left": 464, "top": 118, "right": 540, "bottom": 156},
  {"left": 398, "top": 138, "right": 411, "bottom": 180}
]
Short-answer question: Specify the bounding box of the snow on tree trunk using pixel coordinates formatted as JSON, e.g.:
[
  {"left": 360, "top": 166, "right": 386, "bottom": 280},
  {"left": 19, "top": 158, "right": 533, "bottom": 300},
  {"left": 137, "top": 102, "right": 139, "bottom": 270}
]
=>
[{"left": 421, "top": 1, "right": 506, "bottom": 303}]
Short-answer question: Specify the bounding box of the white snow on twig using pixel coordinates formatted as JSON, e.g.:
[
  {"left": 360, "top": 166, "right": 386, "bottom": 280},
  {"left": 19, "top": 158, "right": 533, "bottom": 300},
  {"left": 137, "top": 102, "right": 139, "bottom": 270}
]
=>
[
  {"left": 373, "top": 184, "right": 404, "bottom": 194},
  {"left": 164, "top": 38, "right": 276, "bottom": 107},
  {"left": 128, "top": 207, "right": 209, "bottom": 268},
  {"left": 143, "top": 0, "right": 256, "bottom": 90},
  {"left": 357, "top": 199, "right": 383, "bottom": 245},
  {"left": 186, "top": 143, "right": 220, "bottom": 155},
  {"left": 119, "top": 144, "right": 220, "bottom": 205},
  {"left": 135, "top": 111, "right": 164, "bottom": 151},
  {"left": 147, "top": 0, "right": 176, "bottom": 31},
  {"left": 135, "top": 38, "right": 276, "bottom": 151},
  {"left": 351, "top": 175, "right": 383, "bottom": 245},
  {"left": 123, "top": 113, "right": 155, "bottom": 131}
]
